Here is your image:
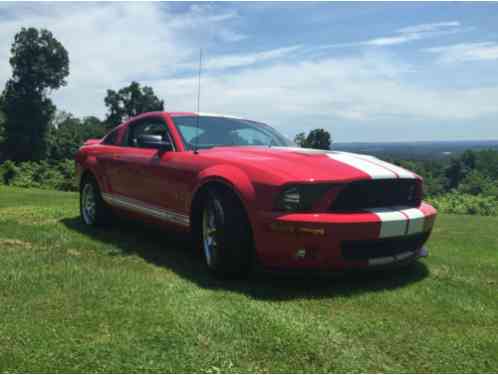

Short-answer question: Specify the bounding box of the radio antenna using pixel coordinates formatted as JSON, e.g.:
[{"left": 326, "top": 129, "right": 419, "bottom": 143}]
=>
[{"left": 193, "top": 48, "right": 203, "bottom": 154}]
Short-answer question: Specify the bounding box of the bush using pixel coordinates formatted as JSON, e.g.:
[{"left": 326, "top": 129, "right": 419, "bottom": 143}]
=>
[
  {"left": 0, "top": 160, "right": 19, "bottom": 184},
  {"left": 427, "top": 192, "right": 498, "bottom": 216},
  {"left": 0, "top": 159, "right": 76, "bottom": 191}
]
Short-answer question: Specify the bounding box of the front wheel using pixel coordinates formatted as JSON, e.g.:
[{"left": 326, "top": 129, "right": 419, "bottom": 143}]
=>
[
  {"left": 201, "top": 188, "right": 253, "bottom": 278},
  {"left": 80, "top": 176, "right": 111, "bottom": 226}
]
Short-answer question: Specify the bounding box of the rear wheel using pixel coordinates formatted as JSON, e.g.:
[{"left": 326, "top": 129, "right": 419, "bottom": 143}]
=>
[
  {"left": 80, "top": 176, "right": 111, "bottom": 226},
  {"left": 201, "top": 188, "right": 253, "bottom": 278}
]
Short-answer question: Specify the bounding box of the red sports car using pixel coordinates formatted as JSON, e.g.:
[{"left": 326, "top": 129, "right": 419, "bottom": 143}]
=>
[{"left": 75, "top": 111, "right": 437, "bottom": 277}]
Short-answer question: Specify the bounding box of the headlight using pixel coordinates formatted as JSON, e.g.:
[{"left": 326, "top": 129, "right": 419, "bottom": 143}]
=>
[
  {"left": 275, "top": 184, "right": 332, "bottom": 212},
  {"left": 277, "top": 186, "right": 301, "bottom": 211}
]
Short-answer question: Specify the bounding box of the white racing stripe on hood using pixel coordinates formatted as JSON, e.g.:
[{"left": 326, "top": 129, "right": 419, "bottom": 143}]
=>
[
  {"left": 327, "top": 152, "right": 397, "bottom": 179},
  {"left": 272, "top": 147, "right": 416, "bottom": 179},
  {"left": 350, "top": 154, "right": 416, "bottom": 179}
]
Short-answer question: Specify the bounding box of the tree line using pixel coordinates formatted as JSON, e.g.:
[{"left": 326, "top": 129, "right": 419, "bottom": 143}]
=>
[
  {"left": 1, "top": 27, "right": 497, "bottom": 216},
  {"left": 0, "top": 27, "right": 165, "bottom": 163}
]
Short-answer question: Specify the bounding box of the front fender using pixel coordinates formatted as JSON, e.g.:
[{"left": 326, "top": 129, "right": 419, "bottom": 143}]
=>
[
  {"left": 192, "top": 164, "right": 256, "bottom": 215},
  {"left": 75, "top": 152, "right": 106, "bottom": 193}
]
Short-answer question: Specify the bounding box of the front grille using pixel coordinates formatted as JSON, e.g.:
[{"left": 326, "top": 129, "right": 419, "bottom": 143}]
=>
[
  {"left": 341, "top": 232, "right": 430, "bottom": 261},
  {"left": 330, "top": 179, "right": 420, "bottom": 211}
]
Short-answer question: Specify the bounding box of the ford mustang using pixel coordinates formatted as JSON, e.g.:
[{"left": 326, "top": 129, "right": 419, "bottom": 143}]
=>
[{"left": 75, "top": 111, "right": 437, "bottom": 277}]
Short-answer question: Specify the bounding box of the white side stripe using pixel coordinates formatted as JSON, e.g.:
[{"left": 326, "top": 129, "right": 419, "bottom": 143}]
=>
[
  {"left": 101, "top": 193, "right": 190, "bottom": 227},
  {"left": 327, "top": 153, "right": 397, "bottom": 179}
]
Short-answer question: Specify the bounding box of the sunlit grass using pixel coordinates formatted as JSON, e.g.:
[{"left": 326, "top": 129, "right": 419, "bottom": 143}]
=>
[{"left": 0, "top": 185, "right": 497, "bottom": 372}]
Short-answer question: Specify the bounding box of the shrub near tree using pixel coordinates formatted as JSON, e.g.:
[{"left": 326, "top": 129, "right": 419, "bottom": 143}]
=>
[{"left": 2, "top": 28, "right": 69, "bottom": 162}]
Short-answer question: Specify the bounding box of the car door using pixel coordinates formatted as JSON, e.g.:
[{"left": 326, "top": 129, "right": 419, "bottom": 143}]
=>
[
  {"left": 118, "top": 116, "right": 181, "bottom": 212},
  {"left": 96, "top": 127, "right": 132, "bottom": 196}
]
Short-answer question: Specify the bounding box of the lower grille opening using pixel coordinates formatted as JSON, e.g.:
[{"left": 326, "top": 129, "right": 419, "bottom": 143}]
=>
[
  {"left": 342, "top": 232, "right": 430, "bottom": 261},
  {"left": 330, "top": 179, "right": 421, "bottom": 211}
]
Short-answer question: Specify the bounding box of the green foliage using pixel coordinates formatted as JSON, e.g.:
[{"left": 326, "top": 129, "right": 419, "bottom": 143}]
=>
[
  {"left": 428, "top": 192, "right": 498, "bottom": 216},
  {"left": 47, "top": 111, "right": 106, "bottom": 161},
  {"left": 294, "top": 128, "right": 331, "bottom": 150},
  {"left": 104, "top": 81, "right": 164, "bottom": 128},
  {"left": 445, "top": 150, "right": 476, "bottom": 189},
  {"left": 2, "top": 27, "right": 69, "bottom": 162},
  {"left": 396, "top": 159, "right": 449, "bottom": 196},
  {"left": 0, "top": 160, "right": 17, "bottom": 184},
  {"left": 9, "top": 27, "right": 69, "bottom": 92},
  {"left": 0, "top": 159, "right": 76, "bottom": 191},
  {"left": 0, "top": 95, "right": 5, "bottom": 145},
  {"left": 457, "top": 170, "right": 498, "bottom": 198},
  {"left": 2, "top": 82, "right": 56, "bottom": 161}
]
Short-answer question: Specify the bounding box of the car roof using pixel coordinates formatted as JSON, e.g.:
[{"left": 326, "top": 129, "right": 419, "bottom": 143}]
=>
[{"left": 167, "top": 112, "right": 245, "bottom": 120}]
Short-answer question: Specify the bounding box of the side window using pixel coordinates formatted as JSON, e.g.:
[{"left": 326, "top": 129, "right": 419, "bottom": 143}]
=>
[
  {"left": 102, "top": 129, "right": 118, "bottom": 145},
  {"left": 124, "top": 118, "right": 174, "bottom": 149}
]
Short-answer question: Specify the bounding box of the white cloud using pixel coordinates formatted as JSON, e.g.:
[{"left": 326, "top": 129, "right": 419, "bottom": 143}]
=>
[
  {"left": 324, "top": 20, "right": 461, "bottom": 48},
  {"left": 0, "top": 4, "right": 497, "bottom": 142},
  {"left": 0, "top": 3, "right": 245, "bottom": 116},
  {"left": 201, "top": 46, "right": 301, "bottom": 71},
  {"left": 149, "top": 53, "right": 498, "bottom": 136},
  {"left": 397, "top": 21, "right": 460, "bottom": 34},
  {"left": 424, "top": 42, "right": 498, "bottom": 63}
]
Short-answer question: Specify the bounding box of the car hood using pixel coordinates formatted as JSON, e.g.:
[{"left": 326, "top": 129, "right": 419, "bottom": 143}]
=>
[{"left": 199, "top": 146, "right": 419, "bottom": 183}]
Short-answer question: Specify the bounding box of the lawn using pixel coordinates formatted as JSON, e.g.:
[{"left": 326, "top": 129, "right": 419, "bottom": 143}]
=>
[{"left": 0, "top": 185, "right": 497, "bottom": 373}]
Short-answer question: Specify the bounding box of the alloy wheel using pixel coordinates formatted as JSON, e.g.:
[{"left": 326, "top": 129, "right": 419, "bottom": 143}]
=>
[{"left": 82, "top": 183, "right": 97, "bottom": 225}]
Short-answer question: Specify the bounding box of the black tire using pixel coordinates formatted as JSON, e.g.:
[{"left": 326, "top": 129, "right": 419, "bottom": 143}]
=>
[
  {"left": 80, "top": 175, "right": 112, "bottom": 226},
  {"left": 200, "top": 187, "right": 253, "bottom": 279}
]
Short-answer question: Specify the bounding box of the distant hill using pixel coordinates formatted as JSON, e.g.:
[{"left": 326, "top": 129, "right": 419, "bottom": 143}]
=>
[{"left": 333, "top": 140, "right": 498, "bottom": 160}]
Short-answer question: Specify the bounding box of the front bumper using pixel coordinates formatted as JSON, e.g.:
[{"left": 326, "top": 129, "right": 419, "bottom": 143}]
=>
[{"left": 252, "top": 202, "right": 436, "bottom": 271}]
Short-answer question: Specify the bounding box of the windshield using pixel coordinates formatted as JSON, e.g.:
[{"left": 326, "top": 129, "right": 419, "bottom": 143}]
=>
[{"left": 172, "top": 115, "right": 294, "bottom": 150}]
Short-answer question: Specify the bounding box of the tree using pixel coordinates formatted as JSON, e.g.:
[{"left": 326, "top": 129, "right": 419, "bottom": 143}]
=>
[
  {"left": 2, "top": 28, "right": 69, "bottom": 161},
  {"left": 47, "top": 111, "right": 107, "bottom": 161},
  {"left": 0, "top": 95, "right": 5, "bottom": 145},
  {"left": 0, "top": 96, "right": 5, "bottom": 161},
  {"left": 294, "top": 128, "right": 331, "bottom": 150},
  {"left": 446, "top": 150, "right": 476, "bottom": 189},
  {"left": 104, "top": 81, "right": 164, "bottom": 128}
]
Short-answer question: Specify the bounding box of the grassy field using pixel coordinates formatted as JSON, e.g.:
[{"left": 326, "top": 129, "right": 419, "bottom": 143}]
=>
[{"left": 0, "top": 185, "right": 497, "bottom": 373}]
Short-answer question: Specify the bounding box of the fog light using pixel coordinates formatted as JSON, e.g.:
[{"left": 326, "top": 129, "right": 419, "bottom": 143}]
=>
[
  {"left": 297, "top": 227, "right": 325, "bottom": 236},
  {"left": 295, "top": 249, "right": 306, "bottom": 259},
  {"left": 269, "top": 222, "right": 295, "bottom": 233}
]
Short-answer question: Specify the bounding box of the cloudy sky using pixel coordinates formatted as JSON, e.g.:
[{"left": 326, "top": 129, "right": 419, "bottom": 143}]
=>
[{"left": 1, "top": 2, "right": 498, "bottom": 142}]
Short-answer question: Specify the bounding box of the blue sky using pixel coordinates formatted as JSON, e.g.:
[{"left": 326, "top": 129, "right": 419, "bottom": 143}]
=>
[{"left": 1, "top": 2, "right": 498, "bottom": 142}]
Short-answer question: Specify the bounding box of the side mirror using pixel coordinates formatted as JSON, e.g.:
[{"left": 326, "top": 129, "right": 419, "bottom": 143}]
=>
[{"left": 137, "top": 134, "right": 173, "bottom": 151}]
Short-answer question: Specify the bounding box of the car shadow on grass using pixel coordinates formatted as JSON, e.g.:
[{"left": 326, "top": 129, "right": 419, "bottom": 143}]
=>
[{"left": 61, "top": 216, "right": 429, "bottom": 301}]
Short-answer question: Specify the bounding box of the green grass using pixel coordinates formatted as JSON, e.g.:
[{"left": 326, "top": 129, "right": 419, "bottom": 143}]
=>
[{"left": 0, "top": 185, "right": 497, "bottom": 373}]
